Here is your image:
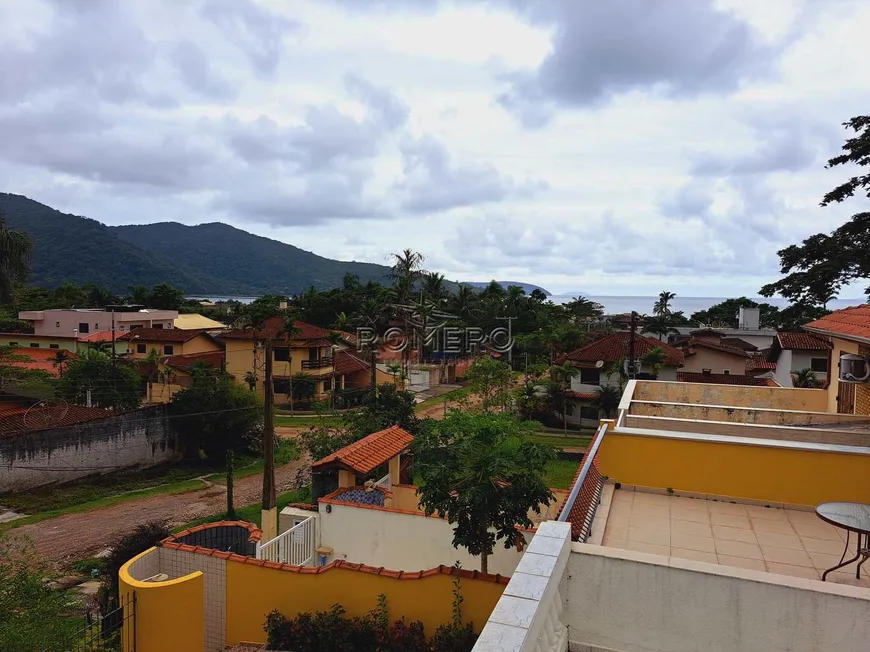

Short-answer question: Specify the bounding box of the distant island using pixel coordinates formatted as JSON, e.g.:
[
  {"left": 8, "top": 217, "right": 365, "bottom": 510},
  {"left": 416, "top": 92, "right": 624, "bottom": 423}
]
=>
[{"left": 464, "top": 281, "right": 552, "bottom": 296}]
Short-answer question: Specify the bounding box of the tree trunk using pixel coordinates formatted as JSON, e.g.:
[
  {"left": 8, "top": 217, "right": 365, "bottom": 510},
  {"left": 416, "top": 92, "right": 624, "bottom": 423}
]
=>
[
  {"left": 226, "top": 448, "right": 235, "bottom": 519},
  {"left": 480, "top": 552, "right": 488, "bottom": 575},
  {"left": 563, "top": 410, "right": 568, "bottom": 437}
]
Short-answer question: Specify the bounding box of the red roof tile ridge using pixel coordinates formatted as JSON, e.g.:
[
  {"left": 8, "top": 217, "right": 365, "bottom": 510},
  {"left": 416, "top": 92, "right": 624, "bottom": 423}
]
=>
[{"left": 311, "top": 425, "right": 413, "bottom": 474}]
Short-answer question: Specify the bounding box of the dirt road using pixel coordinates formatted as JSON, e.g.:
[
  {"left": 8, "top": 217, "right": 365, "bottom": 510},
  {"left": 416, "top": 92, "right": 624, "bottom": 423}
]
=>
[{"left": 15, "top": 456, "right": 310, "bottom": 568}]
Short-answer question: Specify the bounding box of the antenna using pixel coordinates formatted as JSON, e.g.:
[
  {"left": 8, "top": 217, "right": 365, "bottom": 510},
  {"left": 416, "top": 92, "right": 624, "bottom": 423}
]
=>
[{"left": 595, "top": 360, "right": 605, "bottom": 368}]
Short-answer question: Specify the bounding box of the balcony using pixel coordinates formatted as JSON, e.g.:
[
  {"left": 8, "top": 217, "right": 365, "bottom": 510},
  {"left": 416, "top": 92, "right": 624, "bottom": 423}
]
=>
[{"left": 301, "top": 357, "right": 332, "bottom": 369}]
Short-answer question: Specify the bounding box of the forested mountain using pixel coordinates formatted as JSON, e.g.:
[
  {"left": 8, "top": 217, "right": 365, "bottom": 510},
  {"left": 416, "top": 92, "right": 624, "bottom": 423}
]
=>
[
  {"left": 113, "top": 222, "right": 391, "bottom": 295},
  {"left": 0, "top": 193, "right": 392, "bottom": 294}
]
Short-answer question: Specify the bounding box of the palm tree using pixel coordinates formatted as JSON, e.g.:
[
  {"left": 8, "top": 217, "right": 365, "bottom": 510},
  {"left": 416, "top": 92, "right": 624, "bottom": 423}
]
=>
[
  {"left": 449, "top": 285, "right": 478, "bottom": 321},
  {"left": 792, "top": 368, "right": 819, "bottom": 388},
  {"left": 51, "top": 350, "right": 69, "bottom": 377},
  {"left": 642, "top": 316, "right": 678, "bottom": 341},
  {"left": 244, "top": 370, "right": 257, "bottom": 391},
  {"left": 551, "top": 361, "right": 580, "bottom": 436},
  {"left": 640, "top": 347, "right": 667, "bottom": 379},
  {"left": 421, "top": 271, "right": 448, "bottom": 304},
  {"left": 591, "top": 385, "right": 621, "bottom": 419},
  {"left": 388, "top": 249, "right": 425, "bottom": 304},
  {"left": 653, "top": 291, "right": 676, "bottom": 318},
  {"left": 0, "top": 214, "right": 32, "bottom": 303}
]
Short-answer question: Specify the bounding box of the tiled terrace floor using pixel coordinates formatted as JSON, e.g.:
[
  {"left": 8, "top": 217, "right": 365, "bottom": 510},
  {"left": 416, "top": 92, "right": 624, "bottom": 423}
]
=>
[{"left": 602, "top": 488, "right": 870, "bottom": 588}]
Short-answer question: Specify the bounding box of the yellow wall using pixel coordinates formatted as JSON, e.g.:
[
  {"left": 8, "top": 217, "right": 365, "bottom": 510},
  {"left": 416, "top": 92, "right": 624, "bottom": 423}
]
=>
[
  {"left": 223, "top": 340, "right": 333, "bottom": 396},
  {"left": 119, "top": 549, "right": 205, "bottom": 652},
  {"left": 391, "top": 484, "right": 423, "bottom": 512},
  {"left": 827, "top": 337, "right": 860, "bottom": 414},
  {"left": 629, "top": 401, "right": 866, "bottom": 426},
  {"left": 127, "top": 333, "right": 220, "bottom": 359},
  {"left": 0, "top": 333, "right": 77, "bottom": 352},
  {"left": 632, "top": 380, "right": 828, "bottom": 411},
  {"left": 225, "top": 561, "right": 504, "bottom": 647},
  {"left": 600, "top": 430, "right": 870, "bottom": 507}
]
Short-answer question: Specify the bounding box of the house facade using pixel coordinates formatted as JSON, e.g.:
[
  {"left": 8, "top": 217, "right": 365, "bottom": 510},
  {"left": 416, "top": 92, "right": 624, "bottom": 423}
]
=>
[
  {"left": 557, "top": 332, "right": 684, "bottom": 428},
  {"left": 672, "top": 335, "right": 750, "bottom": 375},
  {"left": 18, "top": 308, "right": 178, "bottom": 337},
  {"left": 804, "top": 304, "right": 870, "bottom": 415},
  {"left": 119, "top": 328, "right": 222, "bottom": 359},
  {"left": 767, "top": 332, "right": 831, "bottom": 388}
]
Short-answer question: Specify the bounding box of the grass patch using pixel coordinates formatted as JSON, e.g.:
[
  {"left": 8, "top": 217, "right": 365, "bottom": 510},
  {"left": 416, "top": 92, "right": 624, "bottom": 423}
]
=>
[
  {"left": 529, "top": 434, "right": 592, "bottom": 449},
  {"left": 173, "top": 486, "right": 312, "bottom": 532},
  {"left": 544, "top": 459, "right": 581, "bottom": 490},
  {"left": 414, "top": 385, "right": 472, "bottom": 412},
  {"left": 274, "top": 415, "right": 341, "bottom": 428},
  {"left": 207, "top": 440, "right": 298, "bottom": 484}
]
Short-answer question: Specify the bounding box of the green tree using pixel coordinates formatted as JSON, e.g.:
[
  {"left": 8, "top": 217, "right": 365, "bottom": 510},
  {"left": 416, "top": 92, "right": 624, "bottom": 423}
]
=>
[
  {"left": 563, "top": 296, "right": 604, "bottom": 320},
  {"left": 550, "top": 361, "right": 580, "bottom": 435},
  {"left": 591, "top": 385, "right": 621, "bottom": 419},
  {"left": 147, "top": 282, "right": 188, "bottom": 310},
  {"left": 344, "top": 383, "right": 420, "bottom": 438},
  {"left": 690, "top": 297, "right": 780, "bottom": 328},
  {"left": 55, "top": 349, "right": 142, "bottom": 410},
  {"left": 0, "top": 214, "right": 32, "bottom": 303},
  {"left": 640, "top": 347, "right": 666, "bottom": 379},
  {"left": 791, "top": 368, "right": 820, "bottom": 389},
  {"left": 169, "top": 369, "right": 264, "bottom": 517},
  {"left": 761, "top": 116, "right": 870, "bottom": 303},
  {"left": 0, "top": 534, "right": 74, "bottom": 652},
  {"left": 466, "top": 357, "right": 513, "bottom": 412},
  {"left": 414, "top": 412, "right": 555, "bottom": 574},
  {"left": 653, "top": 291, "right": 676, "bottom": 317}
]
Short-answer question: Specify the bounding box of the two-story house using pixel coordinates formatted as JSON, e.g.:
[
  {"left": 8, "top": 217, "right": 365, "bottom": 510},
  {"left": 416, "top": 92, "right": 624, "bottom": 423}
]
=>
[
  {"left": 767, "top": 332, "right": 831, "bottom": 388},
  {"left": 219, "top": 317, "right": 342, "bottom": 400},
  {"left": 671, "top": 331, "right": 751, "bottom": 376},
  {"left": 556, "top": 332, "right": 684, "bottom": 428},
  {"left": 803, "top": 305, "right": 870, "bottom": 415},
  {"left": 119, "top": 327, "right": 222, "bottom": 359}
]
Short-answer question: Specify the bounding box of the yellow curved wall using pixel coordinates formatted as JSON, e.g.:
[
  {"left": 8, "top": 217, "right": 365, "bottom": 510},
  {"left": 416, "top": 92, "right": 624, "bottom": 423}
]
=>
[
  {"left": 119, "top": 548, "right": 205, "bottom": 652},
  {"left": 225, "top": 562, "right": 504, "bottom": 647},
  {"left": 600, "top": 431, "right": 870, "bottom": 506}
]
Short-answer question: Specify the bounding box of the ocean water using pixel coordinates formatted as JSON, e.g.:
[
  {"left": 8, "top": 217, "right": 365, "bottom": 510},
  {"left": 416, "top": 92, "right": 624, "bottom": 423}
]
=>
[
  {"left": 549, "top": 295, "right": 863, "bottom": 315},
  {"left": 188, "top": 294, "right": 864, "bottom": 316}
]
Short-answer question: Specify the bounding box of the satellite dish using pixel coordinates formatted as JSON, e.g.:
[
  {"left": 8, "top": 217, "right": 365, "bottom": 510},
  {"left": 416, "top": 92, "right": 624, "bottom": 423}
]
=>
[
  {"left": 23, "top": 399, "right": 70, "bottom": 430},
  {"left": 595, "top": 360, "right": 605, "bottom": 368}
]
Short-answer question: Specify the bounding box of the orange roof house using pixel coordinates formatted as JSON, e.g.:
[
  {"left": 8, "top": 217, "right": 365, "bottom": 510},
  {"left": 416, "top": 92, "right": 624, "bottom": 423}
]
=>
[
  {"left": 313, "top": 425, "right": 413, "bottom": 476},
  {"left": 557, "top": 332, "right": 684, "bottom": 368}
]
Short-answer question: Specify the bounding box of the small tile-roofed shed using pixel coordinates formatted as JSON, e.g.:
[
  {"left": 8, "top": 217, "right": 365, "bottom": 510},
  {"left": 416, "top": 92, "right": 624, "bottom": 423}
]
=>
[{"left": 312, "top": 425, "right": 414, "bottom": 498}]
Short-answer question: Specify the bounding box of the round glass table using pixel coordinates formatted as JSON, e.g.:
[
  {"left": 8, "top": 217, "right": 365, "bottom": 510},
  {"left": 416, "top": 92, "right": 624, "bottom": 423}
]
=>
[{"left": 814, "top": 502, "right": 870, "bottom": 581}]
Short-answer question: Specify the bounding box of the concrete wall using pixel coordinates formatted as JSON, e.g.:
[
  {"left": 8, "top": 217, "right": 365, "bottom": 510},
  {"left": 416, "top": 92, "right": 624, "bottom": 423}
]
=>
[
  {"left": 566, "top": 545, "right": 870, "bottom": 652},
  {"left": 773, "top": 349, "right": 794, "bottom": 387},
  {"left": 120, "top": 548, "right": 205, "bottom": 652},
  {"left": 631, "top": 380, "right": 828, "bottom": 411},
  {"left": 628, "top": 400, "right": 868, "bottom": 426},
  {"left": 624, "top": 414, "right": 870, "bottom": 447},
  {"left": 680, "top": 348, "right": 747, "bottom": 374},
  {"left": 23, "top": 309, "right": 176, "bottom": 337},
  {"left": 0, "top": 406, "right": 176, "bottom": 491},
  {"left": 599, "top": 429, "right": 870, "bottom": 507},
  {"left": 318, "top": 500, "right": 526, "bottom": 576}
]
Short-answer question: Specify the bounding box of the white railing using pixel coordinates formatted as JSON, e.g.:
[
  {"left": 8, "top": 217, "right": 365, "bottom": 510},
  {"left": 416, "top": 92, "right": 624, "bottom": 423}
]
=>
[
  {"left": 257, "top": 516, "right": 315, "bottom": 566},
  {"left": 375, "top": 472, "right": 391, "bottom": 489},
  {"left": 473, "top": 521, "right": 571, "bottom": 652}
]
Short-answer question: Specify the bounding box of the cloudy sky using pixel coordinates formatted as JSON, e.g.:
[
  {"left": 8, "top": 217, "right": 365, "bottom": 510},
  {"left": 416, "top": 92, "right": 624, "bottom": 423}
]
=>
[{"left": 1, "top": 0, "right": 868, "bottom": 297}]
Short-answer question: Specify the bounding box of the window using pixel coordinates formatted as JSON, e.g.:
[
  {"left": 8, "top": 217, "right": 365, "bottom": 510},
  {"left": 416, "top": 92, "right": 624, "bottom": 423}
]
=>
[
  {"left": 153, "top": 324, "right": 163, "bottom": 329},
  {"left": 323, "top": 377, "right": 332, "bottom": 391},
  {"left": 94, "top": 324, "right": 99, "bottom": 330},
  {"left": 129, "top": 324, "right": 141, "bottom": 331},
  {"left": 580, "top": 406, "right": 599, "bottom": 421},
  {"left": 137, "top": 344, "right": 147, "bottom": 354},
  {"left": 9, "top": 342, "right": 18, "bottom": 347},
  {"left": 50, "top": 344, "right": 59, "bottom": 350},
  {"left": 274, "top": 346, "right": 290, "bottom": 362},
  {"left": 579, "top": 368, "right": 600, "bottom": 385},
  {"left": 811, "top": 358, "right": 828, "bottom": 373},
  {"left": 30, "top": 343, "right": 39, "bottom": 348},
  {"left": 55, "top": 321, "right": 61, "bottom": 328},
  {"left": 78, "top": 322, "right": 90, "bottom": 334},
  {"left": 723, "top": 369, "right": 730, "bottom": 375},
  {"left": 309, "top": 347, "right": 319, "bottom": 361},
  {"left": 564, "top": 403, "right": 573, "bottom": 416},
  {"left": 702, "top": 368, "right": 712, "bottom": 374},
  {"left": 163, "top": 345, "right": 174, "bottom": 355}
]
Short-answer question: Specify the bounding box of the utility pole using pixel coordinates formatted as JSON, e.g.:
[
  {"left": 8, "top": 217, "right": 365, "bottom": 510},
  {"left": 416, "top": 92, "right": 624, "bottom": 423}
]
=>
[
  {"left": 628, "top": 311, "right": 637, "bottom": 379},
  {"left": 261, "top": 338, "right": 277, "bottom": 542},
  {"left": 370, "top": 347, "right": 377, "bottom": 391},
  {"left": 496, "top": 316, "right": 517, "bottom": 368}
]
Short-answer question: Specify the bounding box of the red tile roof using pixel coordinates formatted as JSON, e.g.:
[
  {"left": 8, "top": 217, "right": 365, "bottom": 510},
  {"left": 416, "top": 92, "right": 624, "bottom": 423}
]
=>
[
  {"left": 676, "top": 372, "right": 778, "bottom": 387},
  {"left": 219, "top": 317, "right": 333, "bottom": 341},
  {"left": 312, "top": 425, "right": 413, "bottom": 474},
  {"left": 558, "top": 332, "right": 684, "bottom": 367},
  {"left": 776, "top": 332, "right": 831, "bottom": 351},
  {"left": 118, "top": 327, "right": 208, "bottom": 343},
  {"left": 78, "top": 330, "right": 116, "bottom": 343},
  {"left": 163, "top": 350, "right": 225, "bottom": 373},
  {"left": 804, "top": 305, "right": 870, "bottom": 343},
  {"left": 675, "top": 338, "right": 750, "bottom": 358},
  {"left": 746, "top": 353, "right": 776, "bottom": 371},
  {"left": 0, "top": 404, "right": 116, "bottom": 437},
  {"left": 332, "top": 348, "right": 370, "bottom": 375},
  {"left": 565, "top": 391, "right": 597, "bottom": 401}
]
